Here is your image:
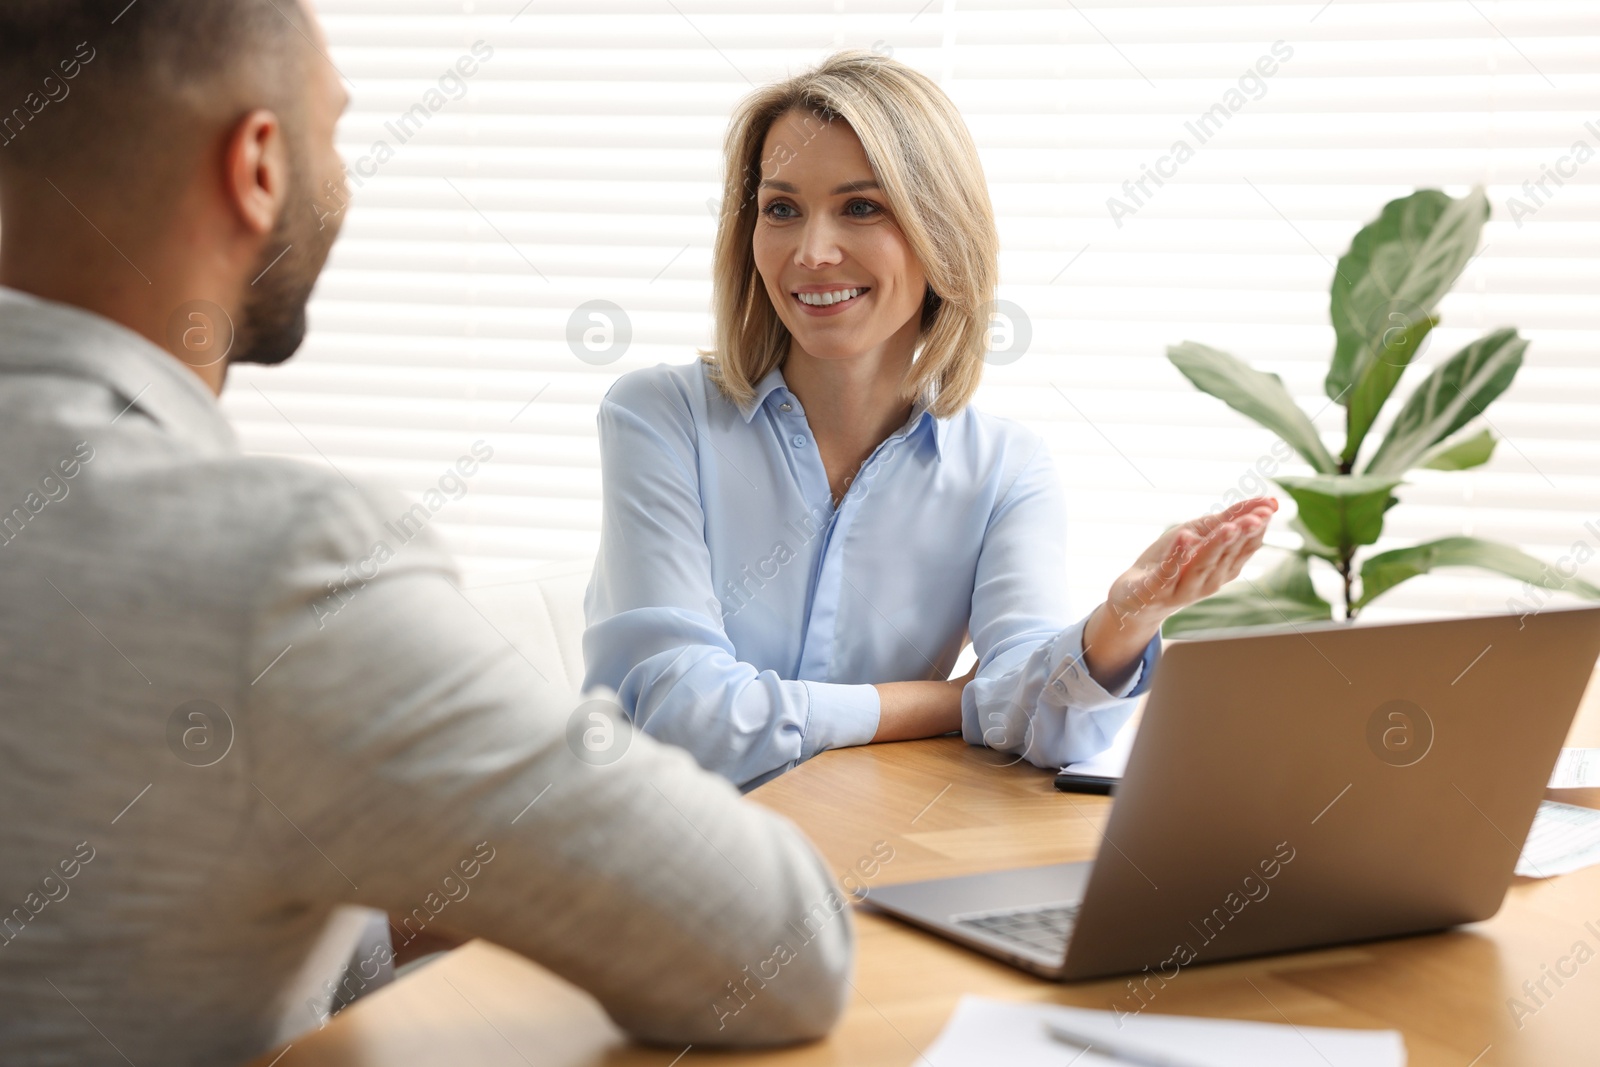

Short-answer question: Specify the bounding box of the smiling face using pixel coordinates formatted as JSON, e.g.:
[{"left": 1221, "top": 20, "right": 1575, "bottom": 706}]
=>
[{"left": 752, "top": 108, "right": 929, "bottom": 365}]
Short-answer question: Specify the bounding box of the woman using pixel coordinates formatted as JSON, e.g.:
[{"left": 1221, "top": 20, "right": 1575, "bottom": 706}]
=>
[{"left": 583, "top": 51, "right": 1276, "bottom": 791}]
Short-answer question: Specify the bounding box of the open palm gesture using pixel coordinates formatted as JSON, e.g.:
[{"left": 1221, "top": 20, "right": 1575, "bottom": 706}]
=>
[
  {"left": 1108, "top": 496, "right": 1279, "bottom": 628},
  {"left": 1082, "top": 496, "right": 1278, "bottom": 691}
]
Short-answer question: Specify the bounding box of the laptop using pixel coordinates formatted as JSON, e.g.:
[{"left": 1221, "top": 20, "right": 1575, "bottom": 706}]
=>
[{"left": 867, "top": 604, "right": 1600, "bottom": 981}]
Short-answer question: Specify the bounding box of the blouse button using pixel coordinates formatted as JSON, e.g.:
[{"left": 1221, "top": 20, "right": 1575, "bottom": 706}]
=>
[
  {"left": 792, "top": 434, "right": 808, "bottom": 448},
  {"left": 779, "top": 402, "right": 793, "bottom": 413}
]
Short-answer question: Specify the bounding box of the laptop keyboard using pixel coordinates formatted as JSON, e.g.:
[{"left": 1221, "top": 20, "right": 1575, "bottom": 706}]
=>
[{"left": 951, "top": 902, "right": 1080, "bottom": 957}]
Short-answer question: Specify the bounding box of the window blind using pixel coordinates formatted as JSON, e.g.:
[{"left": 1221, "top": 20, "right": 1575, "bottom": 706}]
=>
[{"left": 221, "top": 0, "right": 1600, "bottom": 622}]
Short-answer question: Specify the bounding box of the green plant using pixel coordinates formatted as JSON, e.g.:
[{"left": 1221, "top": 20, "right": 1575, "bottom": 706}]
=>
[{"left": 1162, "top": 187, "right": 1600, "bottom": 636}]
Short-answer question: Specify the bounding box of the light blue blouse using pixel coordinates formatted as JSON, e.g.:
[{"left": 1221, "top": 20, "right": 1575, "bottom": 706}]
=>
[{"left": 582, "top": 360, "right": 1161, "bottom": 791}]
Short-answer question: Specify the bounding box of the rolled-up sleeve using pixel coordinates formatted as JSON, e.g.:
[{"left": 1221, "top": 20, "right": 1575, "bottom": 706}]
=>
[
  {"left": 960, "top": 443, "right": 1161, "bottom": 770},
  {"left": 583, "top": 387, "right": 880, "bottom": 791}
]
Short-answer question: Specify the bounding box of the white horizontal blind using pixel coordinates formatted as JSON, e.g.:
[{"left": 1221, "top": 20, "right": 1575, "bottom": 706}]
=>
[{"left": 223, "top": 0, "right": 1600, "bottom": 622}]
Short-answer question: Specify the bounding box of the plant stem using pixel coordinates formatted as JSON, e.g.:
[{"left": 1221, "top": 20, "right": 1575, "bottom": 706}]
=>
[{"left": 1339, "top": 551, "right": 1357, "bottom": 621}]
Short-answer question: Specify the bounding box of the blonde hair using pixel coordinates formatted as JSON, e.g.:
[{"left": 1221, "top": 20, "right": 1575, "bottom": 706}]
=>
[{"left": 702, "top": 50, "right": 999, "bottom": 418}]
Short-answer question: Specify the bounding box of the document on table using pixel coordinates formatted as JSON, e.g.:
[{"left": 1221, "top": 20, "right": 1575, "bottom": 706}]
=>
[
  {"left": 1516, "top": 800, "right": 1600, "bottom": 878},
  {"left": 1060, "top": 713, "right": 1139, "bottom": 779},
  {"left": 1548, "top": 748, "right": 1600, "bottom": 788},
  {"left": 923, "top": 996, "right": 1405, "bottom": 1067}
]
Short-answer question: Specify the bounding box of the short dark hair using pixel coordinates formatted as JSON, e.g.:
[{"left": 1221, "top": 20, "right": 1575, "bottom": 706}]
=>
[{"left": 0, "top": 0, "right": 310, "bottom": 175}]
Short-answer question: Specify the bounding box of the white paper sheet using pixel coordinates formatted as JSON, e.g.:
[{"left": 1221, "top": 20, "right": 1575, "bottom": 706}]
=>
[
  {"left": 1516, "top": 800, "right": 1600, "bottom": 878},
  {"left": 1061, "top": 716, "right": 1138, "bottom": 779},
  {"left": 1549, "top": 748, "right": 1600, "bottom": 789},
  {"left": 922, "top": 996, "right": 1405, "bottom": 1067}
]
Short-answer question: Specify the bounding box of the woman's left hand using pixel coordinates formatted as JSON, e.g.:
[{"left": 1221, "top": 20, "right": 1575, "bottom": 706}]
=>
[{"left": 1082, "top": 496, "right": 1278, "bottom": 690}]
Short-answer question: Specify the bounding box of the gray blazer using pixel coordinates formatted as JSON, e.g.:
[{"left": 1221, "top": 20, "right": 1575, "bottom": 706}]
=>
[{"left": 0, "top": 287, "right": 852, "bottom": 1065}]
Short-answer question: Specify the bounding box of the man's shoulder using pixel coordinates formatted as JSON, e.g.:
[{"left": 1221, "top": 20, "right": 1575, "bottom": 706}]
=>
[
  {"left": 191, "top": 453, "right": 408, "bottom": 526},
  {"left": 130, "top": 453, "right": 437, "bottom": 578}
]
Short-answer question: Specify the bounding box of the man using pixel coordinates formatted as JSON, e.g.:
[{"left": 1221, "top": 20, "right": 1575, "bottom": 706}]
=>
[{"left": 0, "top": 2, "right": 852, "bottom": 1063}]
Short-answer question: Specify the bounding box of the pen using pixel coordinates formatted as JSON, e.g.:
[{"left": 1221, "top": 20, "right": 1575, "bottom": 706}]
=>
[{"left": 1044, "top": 1020, "right": 1221, "bottom": 1067}]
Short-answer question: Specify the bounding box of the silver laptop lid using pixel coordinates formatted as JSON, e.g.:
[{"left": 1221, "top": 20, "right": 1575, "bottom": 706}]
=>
[{"left": 1061, "top": 604, "right": 1600, "bottom": 981}]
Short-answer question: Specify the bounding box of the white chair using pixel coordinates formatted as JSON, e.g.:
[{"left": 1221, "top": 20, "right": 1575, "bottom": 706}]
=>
[{"left": 458, "top": 558, "right": 596, "bottom": 692}]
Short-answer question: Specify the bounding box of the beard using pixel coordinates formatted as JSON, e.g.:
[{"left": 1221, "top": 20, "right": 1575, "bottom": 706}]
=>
[{"left": 231, "top": 160, "right": 341, "bottom": 368}]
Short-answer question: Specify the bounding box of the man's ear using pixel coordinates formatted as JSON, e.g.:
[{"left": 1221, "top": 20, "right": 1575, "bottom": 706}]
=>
[{"left": 224, "top": 109, "right": 288, "bottom": 237}]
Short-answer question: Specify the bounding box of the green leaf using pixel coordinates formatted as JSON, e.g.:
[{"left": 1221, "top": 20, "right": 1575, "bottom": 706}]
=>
[
  {"left": 1168, "top": 342, "right": 1337, "bottom": 474},
  {"left": 1418, "top": 428, "right": 1497, "bottom": 471},
  {"left": 1163, "top": 553, "right": 1333, "bottom": 637},
  {"left": 1289, "top": 514, "right": 1341, "bottom": 562},
  {"left": 1364, "top": 328, "right": 1527, "bottom": 475},
  {"left": 1356, "top": 536, "right": 1600, "bottom": 612},
  {"left": 1273, "top": 473, "right": 1403, "bottom": 553},
  {"left": 1341, "top": 313, "right": 1437, "bottom": 466},
  {"left": 1326, "top": 187, "right": 1490, "bottom": 406}
]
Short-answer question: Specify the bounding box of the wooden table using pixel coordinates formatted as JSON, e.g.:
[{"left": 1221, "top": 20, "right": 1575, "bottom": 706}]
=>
[{"left": 259, "top": 673, "right": 1600, "bottom": 1066}]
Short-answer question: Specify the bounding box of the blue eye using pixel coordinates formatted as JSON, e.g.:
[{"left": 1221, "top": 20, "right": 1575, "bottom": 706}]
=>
[
  {"left": 846, "top": 199, "right": 881, "bottom": 218},
  {"left": 760, "top": 201, "right": 797, "bottom": 219}
]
